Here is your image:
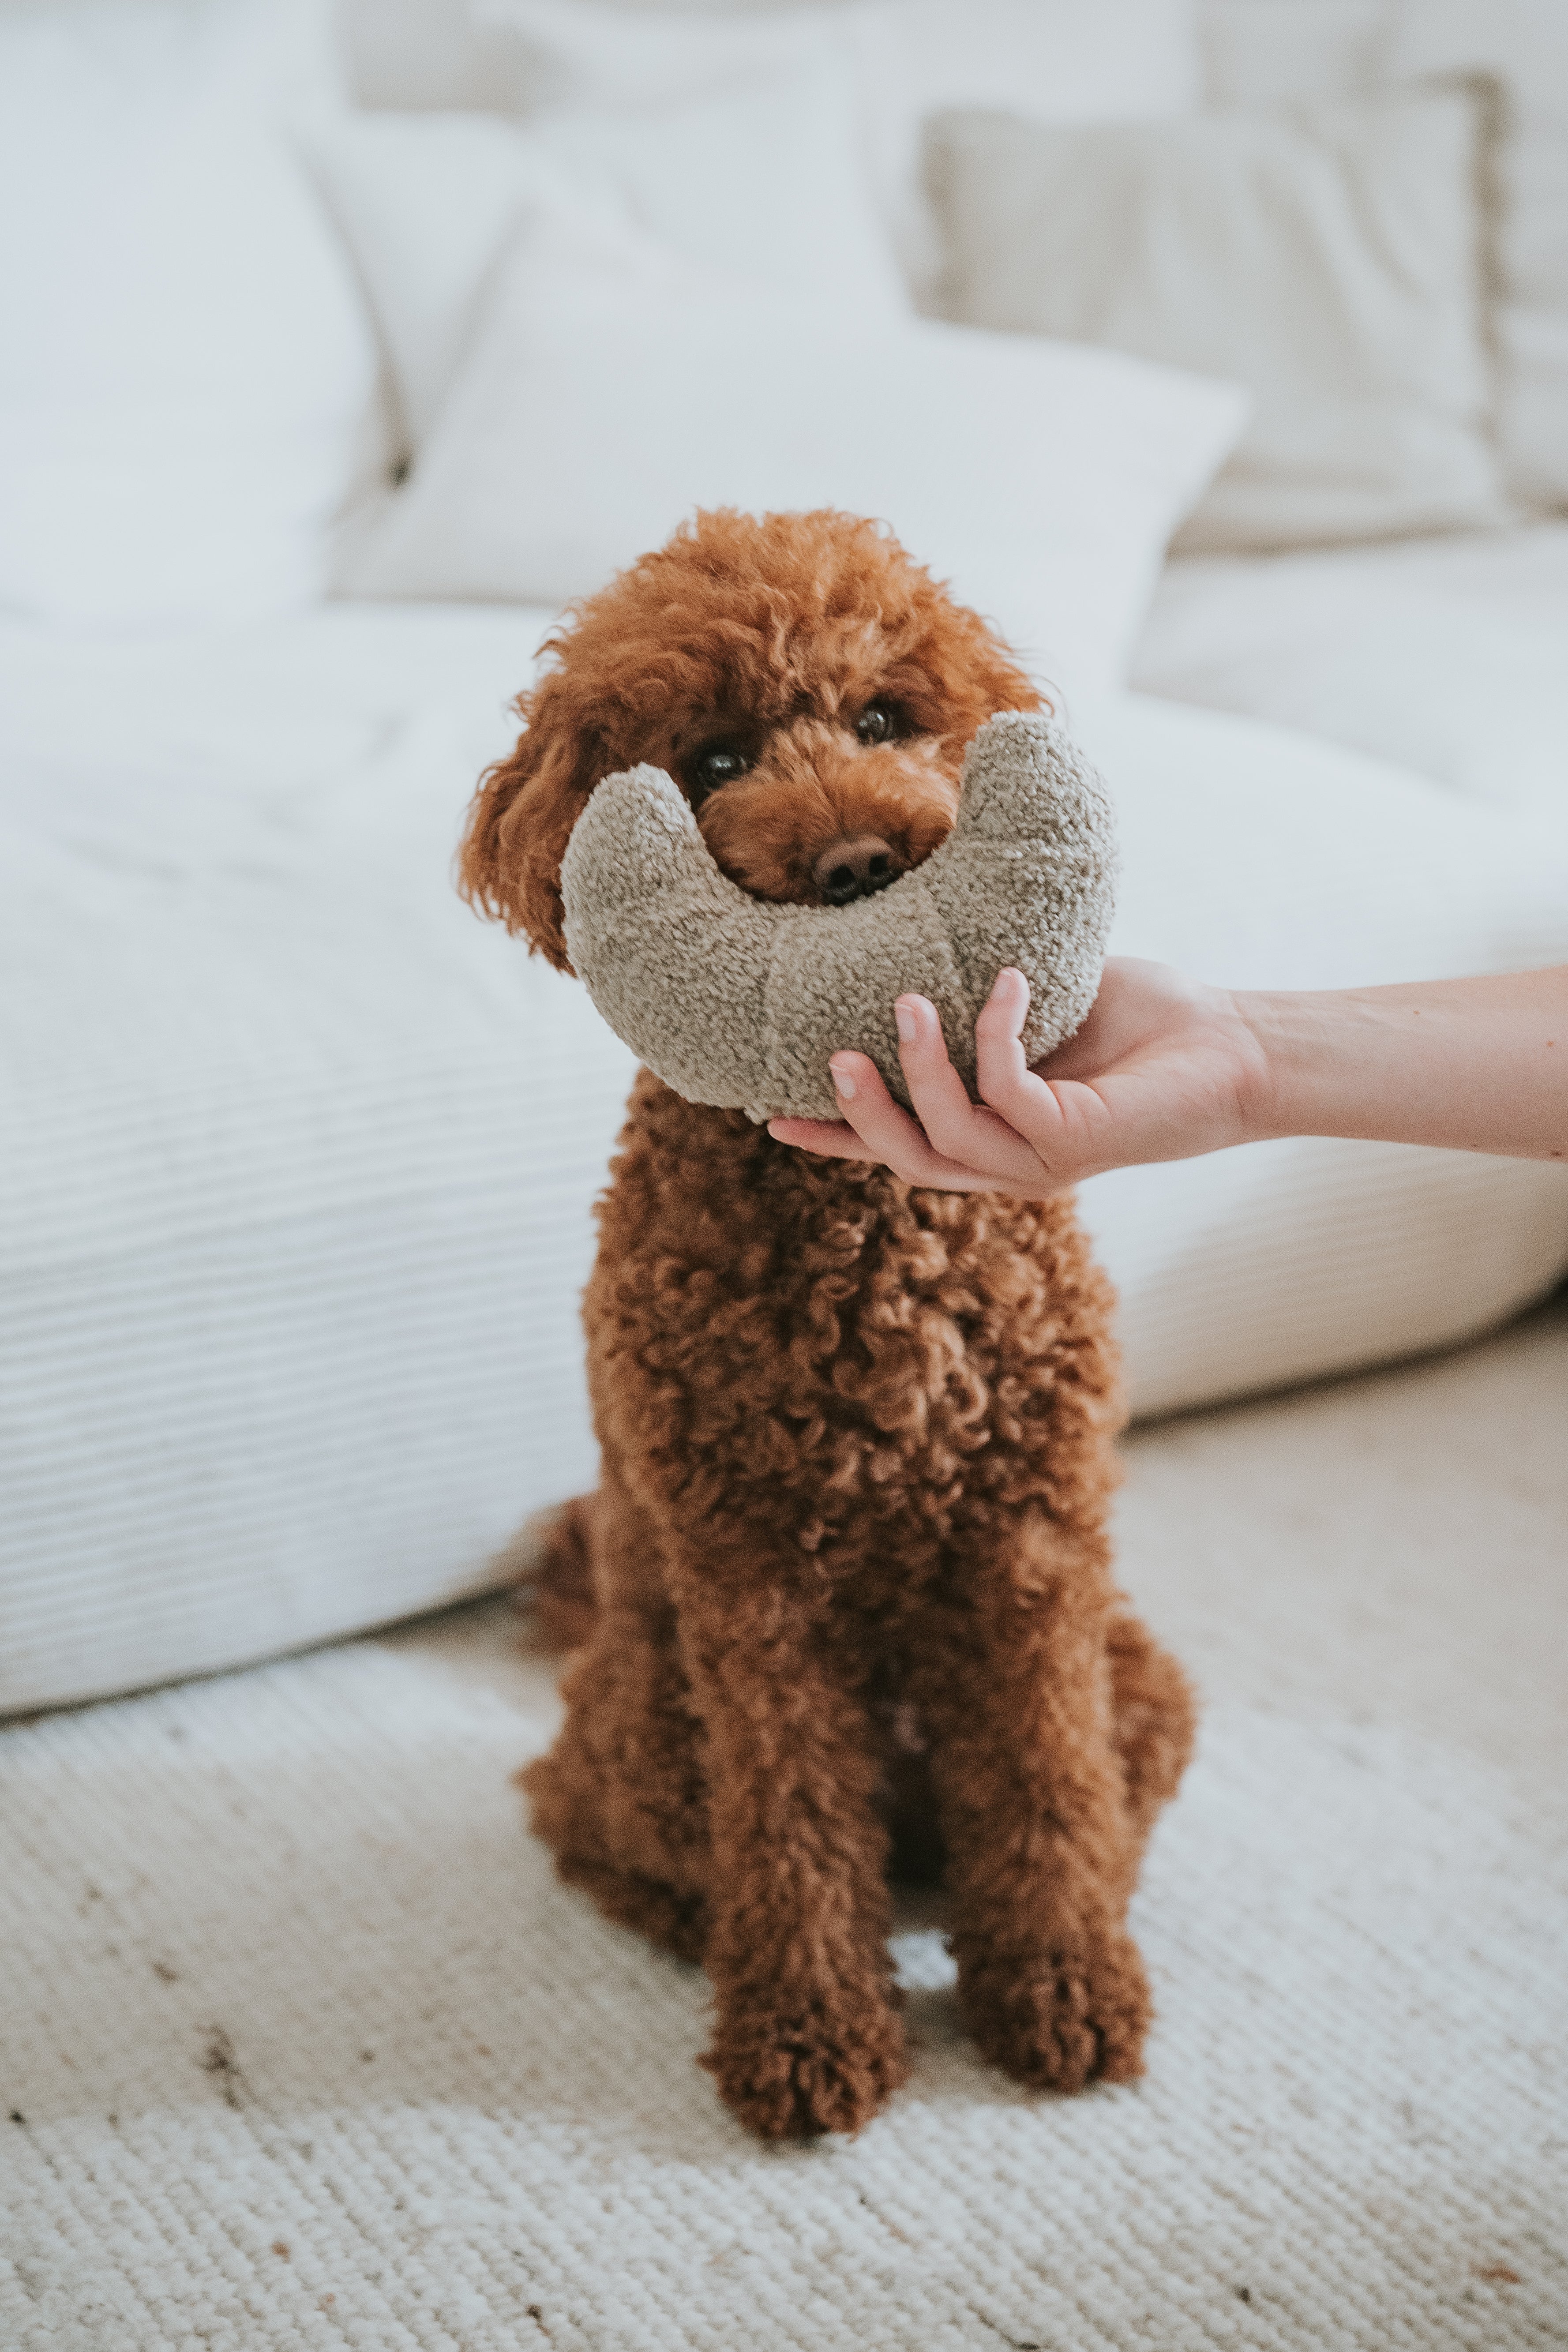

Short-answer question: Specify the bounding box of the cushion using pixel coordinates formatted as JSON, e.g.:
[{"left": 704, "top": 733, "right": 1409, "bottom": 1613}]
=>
[
  {"left": 4, "top": 609, "right": 1566, "bottom": 1714},
  {"left": 0, "top": 603, "right": 635, "bottom": 1717},
  {"left": 0, "top": 0, "right": 383, "bottom": 630},
  {"left": 304, "top": 60, "right": 908, "bottom": 475},
  {"left": 1133, "top": 522, "right": 1568, "bottom": 828},
  {"left": 524, "top": 60, "right": 906, "bottom": 316},
  {"left": 466, "top": 0, "right": 1202, "bottom": 301},
  {"left": 1072, "top": 691, "right": 1568, "bottom": 1416},
  {"left": 1389, "top": 0, "right": 1568, "bottom": 511},
  {"left": 559, "top": 716, "right": 1117, "bottom": 1123},
  {"left": 927, "top": 84, "right": 1509, "bottom": 554},
  {"left": 303, "top": 111, "right": 560, "bottom": 463},
  {"left": 340, "top": 203, "right": 1248, "bottom": 701}
]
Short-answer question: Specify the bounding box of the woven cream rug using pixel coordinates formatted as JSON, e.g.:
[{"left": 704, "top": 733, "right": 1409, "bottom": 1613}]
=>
[{"left": 4, "top": 1300, "right": 1566, "bottom": 2351}]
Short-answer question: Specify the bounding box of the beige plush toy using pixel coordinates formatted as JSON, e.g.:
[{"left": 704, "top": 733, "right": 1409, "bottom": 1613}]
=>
[{"left": 559, "top": 711, "right": 1117, "bottom": 1123}]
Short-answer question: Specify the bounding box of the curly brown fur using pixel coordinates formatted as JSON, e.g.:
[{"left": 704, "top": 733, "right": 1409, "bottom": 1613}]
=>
[
  {"left": 460, "top": 507, "right": 1039, "bottom": 957},
  {"left": 466, "top": 510, "right": 1196, "bottom": 2139},
  {"left": 524, "top": 1497, "right": 598, "bottom": 1652}
]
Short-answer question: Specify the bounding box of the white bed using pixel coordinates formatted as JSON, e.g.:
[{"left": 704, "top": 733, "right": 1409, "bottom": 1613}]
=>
[
  {"left": 4, "top": 595, "right": 1565, "bottom": 1715},
  {"left": 0, "top": 605, "right": 630, "bottom": 1712}
]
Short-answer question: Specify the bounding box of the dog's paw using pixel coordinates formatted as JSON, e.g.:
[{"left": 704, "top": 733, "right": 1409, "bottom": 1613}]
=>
[
  {"left": 702, "top": 2000, "right": 908, "bottom": 2140},
  {"left": 962, "top": 1933, "right": 1151, "bottom": 2094}
]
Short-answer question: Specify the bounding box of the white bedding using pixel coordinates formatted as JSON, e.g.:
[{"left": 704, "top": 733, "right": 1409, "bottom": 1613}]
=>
[
  {"left": 1134, "top": 522, "right": 1568, "bottom": 825},
  {"left": 4, "top": 601, "right": 1565, "bottom": 1714},
  {"left": 0, "top": 606, "right": 635, "bottom": 1714}
]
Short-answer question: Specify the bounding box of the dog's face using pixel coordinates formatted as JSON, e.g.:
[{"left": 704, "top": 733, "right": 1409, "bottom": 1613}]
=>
[{"left": 460, "top": 508, "right": 1045, "bottom": 968}]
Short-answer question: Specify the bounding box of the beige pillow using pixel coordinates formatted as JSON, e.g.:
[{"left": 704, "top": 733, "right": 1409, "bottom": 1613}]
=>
[
  {"left": 1389, "top": 0, "right": 1568, "bottom": 513},
  {"left": 927, "top": 85, "right": 1509, "bottom": 554}
]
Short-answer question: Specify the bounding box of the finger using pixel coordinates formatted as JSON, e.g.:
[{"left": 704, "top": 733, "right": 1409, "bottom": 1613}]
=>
[
  {"left": 816, "top": 1049, "right": 1007, "bottom": 1190},
  {"left": 769, "top": 1056, "right": 947, "bottom": 1178},
  {"left": 871, "top": 991, "right": 1047, "bottom": 1189},
  {"left": 972, "top": 968, "right": 1035, "bottom": 1091},
  {"left": 970, "top": 972, "right": 1110, "bottom": 1182},
  {"left": 964, "top": 972, "right": 1083, "bottom": 1163},
  {"left": 890, "top": 994, "right": 996, "bottom": 1148},
  {"left": 766, "top": 1115, "right": 878, "bottom": 1159}
]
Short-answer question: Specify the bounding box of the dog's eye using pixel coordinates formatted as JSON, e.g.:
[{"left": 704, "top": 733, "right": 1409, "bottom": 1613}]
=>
[
  {"left": 855, "top": 704, "right": 895, "bottom": 745},
  {"left": 691, "top": 746, "right": 747, "bottom": 803}
]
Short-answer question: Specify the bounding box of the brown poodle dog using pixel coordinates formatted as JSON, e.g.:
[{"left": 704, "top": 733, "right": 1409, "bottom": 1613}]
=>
[{"left": 461, "top": 509, "right": 1195, "bottom": 2141}]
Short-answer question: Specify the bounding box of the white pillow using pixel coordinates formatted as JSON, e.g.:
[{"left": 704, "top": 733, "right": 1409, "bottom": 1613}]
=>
[
  {"left": 928, "top": 85, "right": 1508, "bottom": 554},
  {"left": 0, "top": 0, "right": 382, "bottom": 632},
  {"left": 473, "top": 0, "right": 1201, "bottom": 300},
  {"left": 1389, "top": 0, "right": 1568, "bottom": 512},
  {"left": 528, "top": 62, "right": 906, "bottom": 316},
  {"left": 304, "top": 112, "right": 575, "bottom": 461},
  {"left": 307, "top": 62, "right": 908, "bottom": 474},
  {"left": 341, "top": 205, "right": 1247, "bottom": 701}
]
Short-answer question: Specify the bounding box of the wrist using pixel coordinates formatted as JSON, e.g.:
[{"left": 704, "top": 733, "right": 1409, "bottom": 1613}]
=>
[
  {"left": 1230, "top": 983, "right": 1438, "bottom": 1150},
  {"left": 1228, "top": 988, "right": 1298, "bottom": 1143}
]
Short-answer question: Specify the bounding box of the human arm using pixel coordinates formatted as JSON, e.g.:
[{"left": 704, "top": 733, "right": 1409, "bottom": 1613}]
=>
[{"left": 765, "top": 959, "right": 1568, "bottom": 1199}]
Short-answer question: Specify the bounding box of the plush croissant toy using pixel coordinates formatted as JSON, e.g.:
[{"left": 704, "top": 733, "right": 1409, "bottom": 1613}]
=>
[
  {"left": 561, "top": 712, "right": 1118, "bottom": 1122},
  {"left": 464, "top": 506, "right": 1195, "bottom": 2142}
]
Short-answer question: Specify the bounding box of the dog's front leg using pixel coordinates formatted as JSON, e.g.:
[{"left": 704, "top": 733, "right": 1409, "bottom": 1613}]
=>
[
  {"left": 669, "top": 1559, "right": 908, "bottom": 2139},
  {"left": 917, "top": 1512, "right": 1153, "bottom": 2094}
]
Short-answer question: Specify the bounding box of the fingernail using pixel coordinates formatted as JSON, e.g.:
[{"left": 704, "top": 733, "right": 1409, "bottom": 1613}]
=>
[
  {"left": 830, "top": 1059, "right": 856, "bottom": 1100},
  {"left": 893, "top": 1001, "right": 916, "bottom": 1043}
]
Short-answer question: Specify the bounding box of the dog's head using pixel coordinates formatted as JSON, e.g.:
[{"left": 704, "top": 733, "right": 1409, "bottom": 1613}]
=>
[{"left": 460, "top": 507, "right": 1046, "bottom": 971}]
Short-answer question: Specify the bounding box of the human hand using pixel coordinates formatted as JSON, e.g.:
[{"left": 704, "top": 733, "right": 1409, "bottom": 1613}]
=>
[{"left": 766, "top": 959, "right": 1272, "bottom": 1197}]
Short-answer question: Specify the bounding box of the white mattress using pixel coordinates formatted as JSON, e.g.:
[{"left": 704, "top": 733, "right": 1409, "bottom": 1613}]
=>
[
  {"left": 4, "top": 599, "right": 1566, "bottom": 1714},
  {"left": 1134, "top": 521, "right": 1568, "bottom": 826}
]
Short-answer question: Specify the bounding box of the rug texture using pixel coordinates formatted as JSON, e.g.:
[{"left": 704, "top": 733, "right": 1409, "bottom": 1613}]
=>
[{"left": 3, "top": 1302, "right": 1566, "bottom": 2352}]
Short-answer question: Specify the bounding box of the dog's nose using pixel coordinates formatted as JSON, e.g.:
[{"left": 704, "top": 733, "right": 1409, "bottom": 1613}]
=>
[{"left": 811, "top": 834, "right": 900, "bottom": 906}]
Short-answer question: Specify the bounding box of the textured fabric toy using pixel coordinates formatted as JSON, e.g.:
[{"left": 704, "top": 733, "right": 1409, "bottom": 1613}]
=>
[{"left": 560, "top": 711, "right": 1117, "bottom": 1123}]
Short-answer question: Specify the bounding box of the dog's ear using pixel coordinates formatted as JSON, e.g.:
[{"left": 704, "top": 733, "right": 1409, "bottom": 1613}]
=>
[
  {"left": 916, "top": 598, "right": 1050, "bottom": 750},
  {"left": 972, "top": 627, "right": 1050, "bottom": 724},
  {"left": 459, "top": 672, "right": 607, "bottom": 972}
]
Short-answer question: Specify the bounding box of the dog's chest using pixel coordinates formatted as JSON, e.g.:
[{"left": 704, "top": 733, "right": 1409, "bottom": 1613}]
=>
[{"left": 585, "top": 1082, "right": 1116, "bottom": 1545}]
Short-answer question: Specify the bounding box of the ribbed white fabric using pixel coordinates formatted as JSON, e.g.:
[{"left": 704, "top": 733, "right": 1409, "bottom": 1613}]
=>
[
  {"left": 3, "top": 609, "right": 1566, "bottom": 1716},
  {"left": 3, "top": 1304, "right": 1564, "bottom": 2349},
  {"left": 1088, "top": 1134, "right": 1568, "bottom": 1419},
  {"left": 0, "top": 607, "right": 633, "bottom": 1717}
]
